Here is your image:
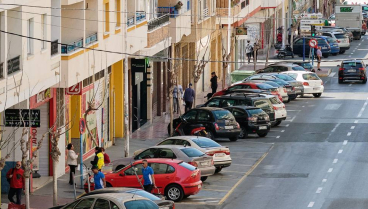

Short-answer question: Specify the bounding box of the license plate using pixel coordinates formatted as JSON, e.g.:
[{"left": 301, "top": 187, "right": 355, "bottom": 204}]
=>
[
  {"left": 259, "top": 126, "right": 267, "bottom": 130},
  {"left": 225, "top": 126, "right": 233, "bottom": 130},
  {"left": 313, "top": 87, "right": 320, "bottom": 90},
  {"left": 348, "top": 69, "right": 356, "bottom": 72},
  {"left": 322, "top": 47, "right": 327, "bottom": 49},
  {"left": 198, "top": 184, "right": 202, "bottom": 188},
  {"left": 215, "top": 153, "right": 225, "bottom": 157},
  {"left": 201, "top": 162, "right": 209, "bottom": 166}
]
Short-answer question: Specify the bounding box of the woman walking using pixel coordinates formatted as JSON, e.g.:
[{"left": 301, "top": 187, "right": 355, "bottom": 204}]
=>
[{"left": 67, "top": 143, "right": 78, "bottom": 185}]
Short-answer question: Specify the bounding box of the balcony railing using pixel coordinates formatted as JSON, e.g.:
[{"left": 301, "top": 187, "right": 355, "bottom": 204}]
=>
[
  {"left": 7, "top": 56, "right": 20, "bottom": 75},
  {"left": 148, "top": 14, "right": 170, "bottom": 31},
  {"left": 136, "top": 11, "right": 146, "bottom": 23},
  {"left": 85, "top": 33, "right": 98, "bottom": 46},
  {"left": 51, "top": 40, "right": 59, "bottom": 56},
  {"left": 127, "top": 16, "right": 135, "bottom": 27},
  {"left": 61, "top": 38, "right": 83, "bottom": 54},
  {"left": 0, "top": 62, "right": 3, "bottom": 79},
  {"left": 157, "top": 7, "right": 179, "bottom": 18},
  {"left": 203, "top": 8, "right": 209, "bottom": 18}
]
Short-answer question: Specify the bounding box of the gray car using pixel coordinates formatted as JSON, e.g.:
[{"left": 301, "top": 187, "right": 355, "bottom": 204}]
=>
[
  {"left": 256, "top": 63, "right": 305, "bottom": 74},
  {"left": 111, "top": 145, "right": 216, "bottom": 181}
]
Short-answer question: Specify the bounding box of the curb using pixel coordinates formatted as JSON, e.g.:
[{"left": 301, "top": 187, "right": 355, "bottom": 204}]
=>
[{"left": 316, "top": 68, "right": 332, "bottom": 77}]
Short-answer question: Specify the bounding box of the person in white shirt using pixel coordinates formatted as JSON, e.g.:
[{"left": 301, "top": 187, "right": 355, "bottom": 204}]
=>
[
  {"left": 67, "top": 143, "right": 78, "bottom": 185},
  {"left": 245, "top": 40, "right": 253, "bottom": 64},
  {"left": 316, "top": 46, "right": 322, "bottom": 71}
]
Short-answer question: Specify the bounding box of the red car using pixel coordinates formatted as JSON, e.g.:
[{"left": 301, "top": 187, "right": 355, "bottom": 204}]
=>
[
  {"left": 213, "top": 82, "right": 282, "bottom": 101},
  {"left": 85, "top": 159, "right": 202, "bottom": 202}
]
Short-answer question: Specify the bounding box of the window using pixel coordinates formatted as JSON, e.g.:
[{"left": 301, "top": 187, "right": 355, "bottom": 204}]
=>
[
  {"left": 93, "top": 199, "right": 110, "bottom": 209},
  {"left": 181, "top": 148, "right": 205, "bottom": 157},
  {"left": 110, "top": 202, "right": 118, "bottom": 209},
  {"left": 213, "top": 110, "right": 234, "bottom": 120},
  {"left": 239, "top": 99, "right": 252, "bottom": 106},
  {"left": 263, "top": 67, "right": 274, "bottom": 73},
  {"left": 212, "top": 0, "right": 216, "bottom": 14},
  {"left": 335, "top": 34, "right": 346, "bottom": 39},
  {"left": 284, "top": 73, "right": 297, "bottom": 79},
  {"left": 198, "top": 0, "right": 203, "bottom": 21},
  {"left": 104, "top": 2, "right": 110, "bottom": 33},
  {"left": 174, "top": 139, "right": 191, "bottom": 146},
  {"left": 124, "top": 164, "right": 144, "bottom": 175},
  {"left": 74, "top": 198, "right": 95, "bottom": 209},
  {"left": 246, "top": 0, "right": 249, "bottom": 5},
  {"left": 254, "top": 100, "right": 272, "bottom": 112},
  {"left": 197, "top": 110, "right": 211, "bottom": 121},
  {"left": 115, "top": 0, "right": 121, "bottom": 27},
  {"left": 27, "top": 18, "right": 34, "bottom": 55},
  {"left": 292, "top": 66, "right": 306, "bottom": 71},
  {"left": 158, "top": 139, "right": 175, "bottom": 145},
  {"left": 157, "top": 148, "right": 176, "bottom": 158},
  {"left": 228, "top": 85, "right": 243, "bottom": 91},
  {"left": 124, "top": 200, "right": 159, "bottom": 209},
  {"left": 135, "top": 148, "right": 158, "bottom": 159},
  {"left": 220, "top": 99, "right": 236, "bottom": 107},
  {"left": 232, "top": 109, "right": 245, "bottom": 117},
  {"left": 247, "top": 108, "right": 266, "bottom": 116},
  {"left": 207, "top": 99, "right": 220, "bottom": 107},
  {"left": 182, "top": 110, "right": 197, "bottom": 121},
  {"left": 192, "top": 137, "right": 221, "bottom": 148},
  {"left": 126, "top": 190, "right": 161, "bottom": 200},
  {"left": 295, "top": 39, "right": 303, "bottom": 44},
  {"left": 302, "top": 73, "right": 320, "bottom": 80},
  {"left": 151, "top": 163, "right": 174, "bottom": 174},
  {"left": 41, "top": 14, "right": 47, "bottom": 49}
]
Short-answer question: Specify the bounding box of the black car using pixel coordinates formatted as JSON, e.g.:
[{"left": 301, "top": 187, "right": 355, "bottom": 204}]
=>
[
  {"left": 338, "top": 60, "right": 367, "bottom": 84},
  {"left": 291, "top": 61, "right": 314, "bottom": 71},
  {"left": 200, "top": 95, "right": 276, "bottom": 123},
  {"left": 225, "top": 106, "right": 271, "bottom": 139},
  {"left": 169, "top": 107, "right": 241, "bottom": 141}
]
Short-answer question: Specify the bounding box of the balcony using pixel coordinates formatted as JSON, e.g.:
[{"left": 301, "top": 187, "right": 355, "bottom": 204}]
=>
[
  {"left": 148, "top": 14, "right": 170, "bottom": 31},
  {"left": 157, "top": 7, "right": 179, "bottom": 18},
  {"left": 217, "top": 0, "right": 242, "bottom": 17},
  {"left": 127, "top": 12, "right": 147, "bottom": 27},
  {"left": 7, "top": 55, "right": 20, "bottom": 75},
  {"left": 61, "top": 38, "right": 83, "bottom": 54},
  {"left": 51, "top": 40, "right": 59, "bottom": 56},
  {"left": 85, "top": 33, "right": 98, "bottom": 46},
  {"left": 216, "top": 0, "right": 262, "bottom": 25}
]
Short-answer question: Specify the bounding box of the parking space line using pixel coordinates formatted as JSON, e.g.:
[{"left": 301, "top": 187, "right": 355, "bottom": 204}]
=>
[
  {"left": 322, "top": 179, "right": 327, "bottom": 183},
  {"left": 316, "top": 187, "right": 323, "bottom": 194},
  {"left": 328, "top": 168, "right": 333, "bottom": 173},
  {"left": 218, "top": 145, "right": 273, "bottom": 205},
  {"left": 354, "top": 120, "right": 359, "bottom": 123},
  {"left": 338, "top": 149, "right": 343, "bottom": 154},
  {"left": 347, "top": 132, "right": 352, "bottom": 136},
  {"left": 276, "top": 136, "right": 280, "bottom": 139},
  {"left": 351, "top": 126, "right": 355, "bottom": 129},
  {"left": 333, "top": 159, "right": 338, "bottom": 164},
  {"left": 308, "top": 202, "right": 315, "bottom": 207},
  {"left": 201, "top": 189, "right": 229, "bottom": 192},
  {"left": 343, "top": 140, "right": 348, "bottom": 145}
]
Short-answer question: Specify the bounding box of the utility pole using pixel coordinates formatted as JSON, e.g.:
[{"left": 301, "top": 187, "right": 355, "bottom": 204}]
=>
[
  {"left": 282, "top": 0, "right": 286, "bottom": 47},
  {"left": 227, "top": 0, "right": 232, "bottom": 86},
  {"left": 123, "top": 0, "right": 130, "bottom": 157},
  {"left": 289, "top": 0, "right": 292, "bottom": 26}
]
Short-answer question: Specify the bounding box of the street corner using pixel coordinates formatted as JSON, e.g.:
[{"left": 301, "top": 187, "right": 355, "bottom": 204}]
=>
[{"left": 316, "top": 68, "right": 332, "bottom": 77}]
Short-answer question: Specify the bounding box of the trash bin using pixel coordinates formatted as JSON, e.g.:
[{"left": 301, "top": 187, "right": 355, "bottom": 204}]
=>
[{"left": 230, "top": 70, "right": 255, "bottom": 84}]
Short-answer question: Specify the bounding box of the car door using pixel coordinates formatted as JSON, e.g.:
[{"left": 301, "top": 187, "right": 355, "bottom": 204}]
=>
[
  {"left": 230, "top": 108, "right": 247, "bottom": 128},
  {"left": 150, "top": 163, "right": 175, "bottom": 193},
  {"left": 181, "top": 110, "right": 199, "bottom": 134},
  {"left": 197, "top": 109, "right": 214, "bottom": 131},
  {"left": 293, "top": 39, "right": 304, "bottom": 54},
  {"left": 116, "top": 163, "right": 144, "bottom": 188},
  {"left": 134, "top": 148, "right": 159, "bottom": 160},
  {"left": 156, "top": 148, "right": 177, "bottom": 159},
  {"left": 261, "top": 67, "right": 274, "bottom": 73}
]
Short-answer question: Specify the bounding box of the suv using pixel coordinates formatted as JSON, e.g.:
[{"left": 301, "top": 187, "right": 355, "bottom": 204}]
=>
[
  {"left": 322, "top": 32, "right": 350, "bottom": 54},
  {"left": 338, "top": 60, "right": 367, "bottom": 84},
  {"left": 225, "top": 106, "right": 271, "bottom": 138},
  {"left": 256, "top": 63, "right": 305, "bottom": 74},
  {"left": 293, "top": 37, "right": 331, "bottom": 58},
  {"left": 199, "top": 95, "right": 276, "bottom": 122}
]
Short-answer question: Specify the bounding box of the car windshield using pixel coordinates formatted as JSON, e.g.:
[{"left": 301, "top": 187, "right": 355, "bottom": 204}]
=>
[
  {"left": 181, "top": 148, "right": 205, "bottom": 157},
  {"left": 247, "top": 108, "right": 267, "bottom": 116},
  {"left": 264, "top": 82, "right": 280, "bottom": 87},
  {"left": 178, "top": 162, "right": 196, "bottom": 171},
  {"left": 269, "top": 97, "right": 282, "bottom": 104},
  {"left": 302, "top": 73, "right": 320, "bottom": 80},
  {"left": 274, "top": 74, "right": 295, "bottom": 81},
  {"left": 285, "top": 73, "right": 298, "bottom": 79},
  {"left": 292, "top": 66, "right": 306, "bottom": 71},
  {"left": 126, "top": 190, "right": 161, "bottom": 201},
  {"left": 343, "top": 62, "right": 363, "bottom": 68},
  {"left": 256, "top": 83, "right": 275, "bottom": 90},
  {"left": 335, "top": 34, "right": 346, "bottom": 39},
  {"left": 327, "top": 37, "right": 337, "bottom": 43},
  {"left": 272, "top": 79, "right": 289, "bottom": 86},
  {"left": 253, "top": 99, "right": 272, "bottom": 111},
  {"left": 213, "top": 110, "right": 234, "bottom": 120},
  {"left": 192, "top": 137, "right": 221, "bottom": 148}
]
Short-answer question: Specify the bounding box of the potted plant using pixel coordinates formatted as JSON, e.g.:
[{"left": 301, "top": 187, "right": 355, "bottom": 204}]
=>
[{"left": 174, "top": 1, "right": 183, "bottom": 10}]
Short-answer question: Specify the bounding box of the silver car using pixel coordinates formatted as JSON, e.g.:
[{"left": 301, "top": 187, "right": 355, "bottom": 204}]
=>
[
  {"left": 256, "top": 63, "right": 306, "bottom": 74},
  {"left": 111, "top": 145, "right": 216, "bottom": 181},
  {"left": 322, "top": 32, "right": 350, "bottom": 54}
]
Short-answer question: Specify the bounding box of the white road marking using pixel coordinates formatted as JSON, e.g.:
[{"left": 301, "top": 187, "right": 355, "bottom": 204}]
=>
[
  {"left": 338, "top": 149, "right": 343, "bottom": 154},
  {"left": 276, "top": 136, "right": 280, "bottom": 139},
  {"left": 347, "top": 132, "right": 352, "bottom": 136},
  {"left": 316, "top": 187, "right": 323, "bottom": 193},
  {"left": 329, "top": 72, "right": 336, "bottom": 77},
  {"left": 331, "top": 123, "right": 340, "bottom": 132},
  {"left": 349, "top": 55, "right": 352, "bottom": 57},
  {"left": 362, "top": 108, "right": 365, "bottom": 111},
  {"left": 281, "top": 130, "right": 285, "bottom": 132},
  {"left": 354, "top": 120, "right": 359, "bottom": 123},
  {"left": 324, "top": 104, "right": 341, "bottom": 110},
  {"left": 328, "top": 168, "right": 333, "bottom": 173},
  {"left": 364, "top": 102, "right": 368, "bottom": 106},
  {"left": 349, "top": 84, "right": 352, "bottom": 86},
  {"left": 285, "top": 116, "right": 296, "bottom": 122},
  {"left": 333, "top": 159, "right": 338, "bottom": 164},
  {"left": 302, "top": 106, "right": 305, "bottom": 107},
  {"left": 286, "top": 124, "right": 290, "bottom": 127},
  {"left": 308, "top": 202, "right": 315, "bottom": 207},
  {"left": 322, "top": 179, "right": 327, "bottom": 183},
  {"left": 343, "top": 140, "right": 348, "bottom": 145},
  {"left": 358, "top": 113, "right": 362, "bottom": 118},
  {"left": 351, "top": 126, "right": 355, "bottom": 129}
]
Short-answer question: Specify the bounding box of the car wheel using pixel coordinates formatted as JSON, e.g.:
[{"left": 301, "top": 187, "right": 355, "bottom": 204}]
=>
[
  {"left": 215, "top": 167, "right": 223, "bottom": 173},
  {"left": 339, "top": 50, "right": 345, "bottom": 54},
  {"left": 206, "top": 130, "right": 215, "bottom": 140},
  {"left": 229, "top": 136, "right": 238, "bottom": 141},
  {"left": 363, "top": 78, "right": 367, "bottom": 84},
  {"left": 106, "top": 182, "right": 112, "bottom": 187},
  {"left": 313, "top": 93, "right": 322, "bottom": 97},
  {"left": 257, "top": 132, "right": 268, "bottom": 137},
  {"left": 238, "top": 126, "right": 248, "bottom": 139},
  {"left": 272, "top": 120, "right": 282, "bottom": 127},
  {"left": 299, "top": 94, "right": 304, "bottom": 98},
  {"left": 115, "top": 165, "right": 125, "bottom": 171},
  {"left": 166, "top": 184, "right": 184, "bottom": 202},
  {"left": 201, "top": 176, "right": 208, "bottom": 182}
]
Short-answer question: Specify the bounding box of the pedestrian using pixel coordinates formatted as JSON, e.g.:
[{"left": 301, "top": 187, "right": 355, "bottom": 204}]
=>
[
  {"left": 6, "top": 161, "right": 24, "bottom": 205},
  {"left": 245, "top": 40, "right": 253, "bottom": 64},
  {"left": 140, "top": 159, "right": 157, "bottom": 193},
  {"left": 90, "top": 147, "right": 104, "bottom": 171},
  {"left": 67, "top": 143, "right": 78, "bottom": 185},
  {"left": 173, "top": 83, "right": 183, "bottom": 113},
  {"left": 183, "top": 83, "right": 195, "bottom": 113},
  {"left": 253, "top": 40, "right": 260, "bottom": 62},
  {"left": 316, "top": 46, "right": 322, "bottom": 71},
  {"left": 210, "top": 72, "right": 218, "bottom": 95},
  {"left": 92, "top": 165, "right": 106, "bottom": 190},
  {"left": 287, "top": 24, "right": 293, "bottom": 44},
  {"left": 277, "top": 32, "right": 282, "bottom": 44},
  {"left": 101, "top": 148, "right": 110, "bottom": 165}
]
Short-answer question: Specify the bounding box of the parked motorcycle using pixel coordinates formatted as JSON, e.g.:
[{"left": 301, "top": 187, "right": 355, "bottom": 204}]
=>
[
  {"left": 277, "top": 45, "right": 294, "bottom": 59},
  {"left": 173, "top": 117, "right": 207, "bottom": 137}
]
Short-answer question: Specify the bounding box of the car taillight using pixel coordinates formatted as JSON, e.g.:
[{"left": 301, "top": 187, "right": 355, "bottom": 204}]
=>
[
  {"left": 206, "top": 151, "right": 214, "bottom": 156},
  {"left": 282, "top": 105, "right": 285, "bottom": 108},
  {"left": 211, "top": 159, "right": 214, "bottom": 166},
  {"left": 283, "top": 88, "right": 287, "bottom": 93},
  {"left": 236, "top": 122, "right": 240, "bottom": 129},
  {"left": 337, "top": 40, "right": 340, "bottom": 43},
  {"left": 303, "top": 82, "right": 309, "bottom": 86},
  {"left": 214, "top": 123, "right": 220, "bottom": 130},
  {"left": 248, "top": 117, "right": 257, "bottom": 122},
  {"left": 276, "top": 50, "right": 279, "bottom": 53},
  {"left": 359, "top": 68, "right": 365, "bottom": 71},
  {"left": 321, "top": 81, "right": 323, "bottom": 85},
  {"left": 225, "top": 150, "right": 231, "bottom": 155},
  {"left": 339, "top": 68, "right": 345, "bottom": 71},
  {"left": 273, "top": 106, "right": 278, "bottom": 110},
  {"left": 188, "top": 161, "right": 198, "bottom": 167},
  {"left": 191, "top": 170, "right": 198, "bottom": 178},
  {"left": 292, "top": 86, "right": 295, "bottom": 90}
]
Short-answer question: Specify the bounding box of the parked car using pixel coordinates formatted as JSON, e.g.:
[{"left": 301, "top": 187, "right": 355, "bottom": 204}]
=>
[
  {"left": 246, "top": 80, "right": 289, "bottom": 102},
  {"left": 338, "top": 60, "right": 367, "bottom": 84},
  {"left": 316, "top": 36, "right": 340, "bottom": 56},
  {"left": 281, "top": 71, "right": 324, "bottom": 97},
  {"left": 260, "top": 94, "right": 287, "bottom": 126},
  {"left": 157, "top": 136, "right": 231, "bottom": 173},
  {"left": 213, "top": 82, "right": 281, "bottom": 100},
  {"left": 200, "top": 95, "right": 276, "bottom": 123},
  {"left": 293, "top": 37, "right": 331, "bottom": 58},
  {"left": 224, "top": 106, "right": 271, "bottom": 138},
  {"left": 320, "top": 26, "right": 353, "bottom": 42},
  {"left": 80, "top": 188, "right": 174, "bottom": 209},
  {"left": 256, "top": 63, "right": 305, "bottom": 74},
  {"left": 88, "top": 159, "right": 202, "bottom": 202},
  {"left": 56, "top": 193, "right": 159, "bottom": 209},
  {"left": 289, "top": 61, "right": 314, "bottom": 71},
  {"left": 111, "top": 146, "right": 215, "bottom": 181},
  {"left": 321, "top": 32, "right": 350, "bottom": 54},
  {"left": 170, "top": 107, "right": 241, "bottom": 141}
]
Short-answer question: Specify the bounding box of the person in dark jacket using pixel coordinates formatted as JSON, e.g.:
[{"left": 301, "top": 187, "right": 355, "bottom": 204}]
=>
[
  {"left": 210, "top": 72, "right": 218, "bottom": 95},
  {"left": 91, "top": 147, "right": 104, "bottom": 170},
  {"left": 183, "top": 83, "right": 195, "bottom": 113},
  {"left": 7, "top": 161, "right": 24, "bottom": 205}
]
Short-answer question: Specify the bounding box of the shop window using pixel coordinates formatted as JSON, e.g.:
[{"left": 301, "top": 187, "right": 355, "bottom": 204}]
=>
[
  {"left": 83, "top": 76, "right": 93, "bottom": 87},
  {"left": 56, "top": 88, "right": 65, "bottom": 127}
]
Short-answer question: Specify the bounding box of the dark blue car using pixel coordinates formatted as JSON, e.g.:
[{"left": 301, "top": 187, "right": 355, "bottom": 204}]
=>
[
  {"left": 316, "top": 36, "right": 340, "bottom": 56},
  {"left": 293, "top": 37, "right": 331, "bottom": 58}
]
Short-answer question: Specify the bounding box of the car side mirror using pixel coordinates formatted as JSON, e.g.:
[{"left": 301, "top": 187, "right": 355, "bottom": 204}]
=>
[{"left": 119, "top": 173, "right": 125, "bottom": 177}]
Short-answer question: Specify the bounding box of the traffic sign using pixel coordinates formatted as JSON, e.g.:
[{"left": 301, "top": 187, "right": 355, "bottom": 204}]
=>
[
  {"left": 300, "top": 25, "right": 311, "bottom": 31},
  {"left": 300, "top": 13, "right": 323, "bottom": 19},
  {"left": 309, "top": 39, "right": 318, "bottom": 48},
  {"left": 66, "top": 82, "right": 82, "bottom": 95},
  {"left": 301, "top": 19, "right": 324, "bottom": 25},
  {"left": 79, "top": 118, "right": 86, "bottom": 134}
]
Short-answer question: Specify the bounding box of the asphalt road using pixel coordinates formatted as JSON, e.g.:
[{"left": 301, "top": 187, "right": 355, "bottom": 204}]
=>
[{"left": 176, "top": 36, "right": 368, "bottom": 209}]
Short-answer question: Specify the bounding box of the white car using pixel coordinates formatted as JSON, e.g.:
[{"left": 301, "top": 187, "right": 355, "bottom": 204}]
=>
[
  {"left": 322, "top": 32, "right": 350, "bottom": 54},
  {"left": 156, "top": 136, "right": 231, "bottom": 173},
  {"left": 281, "top": 71, "right": 324, "bottom": 98},
  {"left": 260, "top": 94, "right": 287, "bottom": 126}
]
